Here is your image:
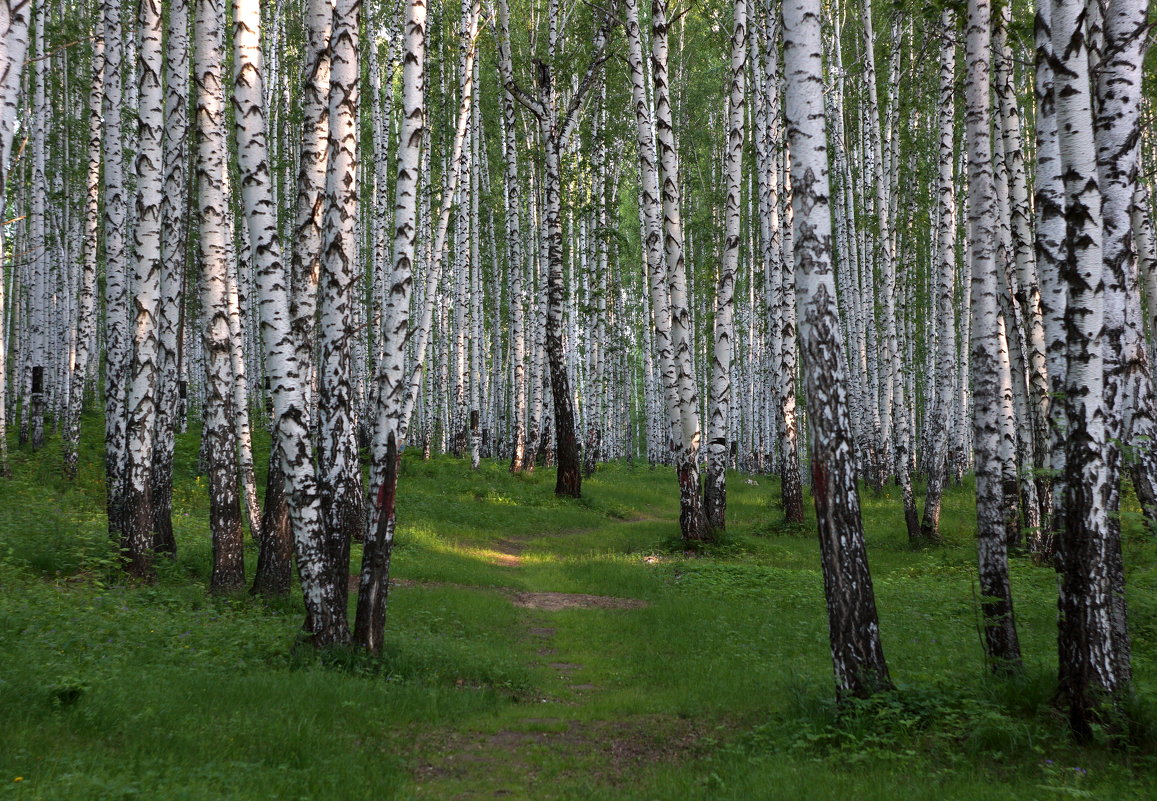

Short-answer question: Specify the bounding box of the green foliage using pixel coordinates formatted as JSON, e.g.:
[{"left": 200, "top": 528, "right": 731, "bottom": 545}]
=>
[{"left": 0, "top": 424, "right": 1154, "bottom": 800}]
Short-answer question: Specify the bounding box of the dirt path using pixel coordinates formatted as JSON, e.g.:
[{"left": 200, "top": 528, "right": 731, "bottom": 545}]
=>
[{"left": 407, "top": 520, "right": 697, "bottom": 799}]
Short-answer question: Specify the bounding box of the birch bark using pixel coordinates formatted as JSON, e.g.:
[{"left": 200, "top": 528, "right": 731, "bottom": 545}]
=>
[
  {"left": 965, "top": 0, "right": 1022, "bottom": 672},
  {"left": 783, "top": 0, "right": 891, "bottom": 699},
  {"left": 63, "top": 34, "right": 103, "bottom": 481},
  {"left": 355, "top": 0, "right": 427, "bottom": 653},
  {"left": 704, "top": 0, "right": 745, "bottom": 530},
  {"left": 153, "top": 0, "right": 190, "bottom": 556},
  {"left": 195, "top": 0, "right": 245, "bottom": 592}
]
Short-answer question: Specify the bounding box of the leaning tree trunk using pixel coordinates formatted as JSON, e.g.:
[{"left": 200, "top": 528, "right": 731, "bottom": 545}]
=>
[
  {"left": 964, "top": 0, "right": 1022, "bottom": 674},
  {"left": 783, "top": 0, "right": 891, "bottom": 700}
]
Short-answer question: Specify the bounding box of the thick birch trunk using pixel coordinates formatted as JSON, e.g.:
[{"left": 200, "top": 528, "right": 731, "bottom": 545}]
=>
[
  {"left": 1095, "top": 0, "right": 1146, "bottom": 689},
  {"left": 318, "top": 0, "right": 364, "bottom": 618},
  {"left": 121, "top": 0, "right": 166, "bottom": 579},
  {"left": 783, "top": 0, "right": 891, "bottom": 699}
]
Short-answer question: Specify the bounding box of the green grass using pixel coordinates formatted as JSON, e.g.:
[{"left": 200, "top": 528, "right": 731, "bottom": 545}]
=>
[{"left": 0, "top": 418, "right": 1154, "bottom": 799}]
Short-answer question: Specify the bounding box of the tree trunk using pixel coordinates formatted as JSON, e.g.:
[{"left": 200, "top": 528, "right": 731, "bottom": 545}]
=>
[
  {"left": 653, "top": 0, "right": 706, "bottom": 538},
  {"left": 153, "top": 0, "right": 191, "bottom": 557},
  {"left": 964, "top": 0, "right": 1022, "bottom": 673},
  {"left": 102, "top": 0, "right": 130, "bottom": 548},
  {"left": 317, "top": 0, "right": 364, "bottom": 617},
  {"left": 783, "top": 0, "right": 891, "bottom": 699},
  {"left": 195, "top": 0, "right": 245, "bottom": 593},
  {"left": 356, "top": 0, "right": 427, "bottom": 653},
  {"left": 705, "top": 0, "right": 745, "bottom": 532},
  {"left": 63, "top": 33, "right": 103, "bottom": 482},
  {"left": 919, "top": 9, "right": 955, "bottom": 543}
]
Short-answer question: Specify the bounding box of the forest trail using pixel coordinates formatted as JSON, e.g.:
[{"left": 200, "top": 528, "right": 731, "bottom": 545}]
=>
[{"left": 407, "top": 514, "right": 698, "bottom": 800}]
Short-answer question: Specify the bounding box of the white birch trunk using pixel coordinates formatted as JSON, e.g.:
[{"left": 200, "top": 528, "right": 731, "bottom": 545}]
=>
[
  {"left": 965, "top": 0, "right": 1022, "bottom": 672},
  {"left": 782, "top": 0, "right": 890, "bottom": 699},
  {"left": 195, "top": 0, "right": 245, "bottom": 592},
  {"left": 153, "top": 0, "right": 191, "bottom": 556},
  {"left": 318, "top": 0, "right": 364, "bottom": 617},
  {"left": 705, "top": 0, "right": 745, "bottom": 531},
  {"left": 63, "top": 33, "right": 103, "bottom": 481}
]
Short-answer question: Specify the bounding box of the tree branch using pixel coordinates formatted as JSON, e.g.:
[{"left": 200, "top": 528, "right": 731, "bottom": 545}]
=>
[
  {"left": 559, "top": 12, "right": 618, "bottom": 149},
  {"left": 496, "top": 0, "right": 545, "bottom": 118}
]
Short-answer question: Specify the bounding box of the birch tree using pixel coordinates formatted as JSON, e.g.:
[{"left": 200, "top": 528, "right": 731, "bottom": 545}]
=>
[
  {"left": 1050, "top": 0, "right": 1133, "bottom": 738},
  {"left": 0, "top": 0, "right": 31, "bottom": 478},
  {"left": 964, "top": 0, "right": 1021, "bottom": 673},
  {"left": 919, "top": 8, "right": 955, "bottom": 542},
  {"left": 704, "top": 0, "right": 745, "bottom": 531},
  {"left": 122, "top": 0, "right": 166, "bottom": 579},
  {"left": 355, "top": 0, "right": 427, "bottom": 654},
  {"left": 195, "top": 0, "right": 245, "bottom": 593},
  {"left": 153, "top": 0, "right": 191, "bottom": 556},
  {"left": 782, "top": 0, "right": 890, "bottom": 699},
  {"left": 496, "top": 0, "right": 614, "bottom": 499},
  {"left": 102, "top": 0, "right": 130, "bottom": 546}
]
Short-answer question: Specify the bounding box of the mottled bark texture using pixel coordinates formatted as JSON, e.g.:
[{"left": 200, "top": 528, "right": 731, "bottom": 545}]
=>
[
  {"left": 195, "top": 0, "right": 245, "bottom": 593},
  {"left": 705, "top": 0, "right": 746, "bottom": 531},
  {"left": 964, "top": 0, "right": 1022, "bottom": 673},
  {"left": 782, "top": 0, "right": 891, "bottom": 699},
  {"left": 356, "top": 0, "right": 427, "bottom": 653}
]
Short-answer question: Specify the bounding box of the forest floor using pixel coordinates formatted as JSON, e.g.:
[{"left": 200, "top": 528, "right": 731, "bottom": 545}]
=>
[{"left": 1, "top": 416, "right": 1156, "bottom": 800}]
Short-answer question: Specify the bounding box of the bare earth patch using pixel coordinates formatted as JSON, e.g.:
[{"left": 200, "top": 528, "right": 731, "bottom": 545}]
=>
[
  {"left": 490, "top": 540, "right": 525, "bottom": 567},
  {"left": 411, "top": 715, "right": 705, "bottom": 795},
  {"left": 511, "top": 592, "right": 649, "bottom": 611}
]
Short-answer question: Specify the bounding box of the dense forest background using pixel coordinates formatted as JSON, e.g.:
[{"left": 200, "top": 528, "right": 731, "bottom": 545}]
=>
[{"left": 0, "top": 0, "right": 1156, "bottom": 796}]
